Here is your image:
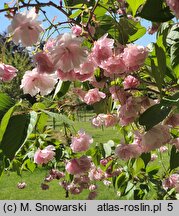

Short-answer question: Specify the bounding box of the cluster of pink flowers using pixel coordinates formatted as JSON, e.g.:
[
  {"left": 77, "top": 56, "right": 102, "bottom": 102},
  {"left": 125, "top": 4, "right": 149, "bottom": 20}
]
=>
[
  {"left": 115, "top": 124, "right": 171, "bottom": 160},
  {"left": 0, "top": 63, "right": 18, "bottom": 82},
  {"left": 115, "top": 143, "right": 142, "bottom": 160},
  {"left": 118, "top": 96, "right": 142, "bottom": 126},
  {"left": 91, "top": 34, "right": 148, "bottom": 77},
  {"left": 70, "top": 130, "right": 93, "bottom": 153},
  {"left": 7, "top": 8, "right": 149, "bottom": 99},
  {"left": 34, "top": 145, "right": 56, "bottom": 165}
]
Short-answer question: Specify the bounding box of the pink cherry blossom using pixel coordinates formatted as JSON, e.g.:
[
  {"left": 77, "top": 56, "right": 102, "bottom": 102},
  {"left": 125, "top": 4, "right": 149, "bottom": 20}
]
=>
[
  {"left": 123, "top": 75, "right": 140, "bottom": 89},
  {"left": 66, "top": 156, "right": 91, "bottom": 175},
  {"left": 141, "top": 125, "right": 171, "bottom": 152},
  {"left": 71, "top": 24, "right": 95, "bottom": 38},
  {"left": 57, "top": 69, "right": 93, "bottom": 82},
  {"left": 71, "top": 25, "right": 82, "bottom": 36},
  {"left": 34, "top": 145, "right": 56, "bottom": 165},
  {"left": 115, "top": 143, "right": 142, "bottom": 160},
  {"left": 122, "top": 44, "right": 148, "bottom": 71},
  {"left": 20, "top": 68, "right": 57, "bottom": 96},
  {"left": 88, "top": 166, "right": 105, "bottom": 181},
  {"left": 70, "top": 130, "right": 93, "bottom": 153},
  {"left": 44, "top": 38, "right": 56, "bottom": 52},
  {"left": 8, "top": 8, "right": 43, "bottom": 47},
  {"left": 162, "top": 174, "right": 179, "bottom": 190},
  {"left": 34, "top": 51, "right": 55, "bottom": 74},
  {"left": 166, "top": 0, "right": 179, "bottom": 18},
  {"left": 50, "top": 33, "right": 88, "bottom": 72},
  {"left": 118, "top": 96, "right": 141, "bottom": 126},
  {"left": 91, "top": 34, "right": 114, "bottom": 66},
  {"left": 84, "top": 88, "right": 106, "bottom": 105},
  {"left": 74, "top": 88, "right": 106, "bottom": 105},
  {"left": 101, "top": 55, "right": 126, "bottom": 77},
  {"left": 0, "top": 63, "right": 17, "bottom": 82}
]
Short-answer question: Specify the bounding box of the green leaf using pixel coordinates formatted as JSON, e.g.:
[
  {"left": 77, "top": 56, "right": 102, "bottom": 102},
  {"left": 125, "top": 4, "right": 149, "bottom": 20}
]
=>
[
  {"left": 69, "top": 9, "right": 83, "bottom": 19},
  {"left": 139, "top": 103, "right": 171, "bottom": 130},
  {"left": 41, "top": 110, "right": 74, "bottom": 126},
  {"left": 115, "top": 172, "right": 127, "bottom": 189},
  {"left": 0, "top": 111, "right": 37, "bottom": 160},
  {"left": 126, "top": 0, "right": 145, "bottom": 16},
  {"left": 32, "top": 102, "right": 46, "bottom": 111},
  {"left": 166, "top": 25, "right": 179, "bottom": 46},
  {"left": 128, "top": 21, "right": 146, "bottom": 42},
  {"left": 150, "top": 59, "right": 163, "bottom": 91},
  {"left": 170, "top": 145, "right": 179, "bottom": 170},
  {"left": 0, "top": 105, "right": 17, "bottom": 142},
  {"left": 138, "top": 0, "right": 174, "bottom": 22},
  {"left": 94, "top": 5, "right": 107, "bottom": 17},
  {"left": 103, "top": 140, "right": 114, "bottom": 157},
  {"left": 146, "top": 165, "right": 160, "bottom": 175},
  {"left": 64, "top": 0, "right": 95, "bottom": 7},
  {"left": 117, "top": 18, "right": 137, "bottom": 44},
  {"left": 22, "top": 159, "right": 36, "bottom": 173},
  {"left": 0, "top": 93, "right": 15, "bottom": 120},
  {"left": 170, "top": 42, "right": 179, "bottom": 78},
  {"left": 155, "top": 44, "right": 166, "bottom": 78},
  {"left": 132, "top": 158, "right": 145, "bottom": 175},
  {"left": 54, "top": 81, "right": 71, "bottom": 98},
  {"left": 140, "top": 152, "right": 151, "bottom": 167},
  {"left": 37, "top": 113, "right": 49, "bottom": 133}
]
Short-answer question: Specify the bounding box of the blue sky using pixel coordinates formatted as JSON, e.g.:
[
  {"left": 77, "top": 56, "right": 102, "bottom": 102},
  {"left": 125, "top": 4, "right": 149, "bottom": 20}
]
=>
[{"left": 0, "top": 0, "right": 156, "bottom": 46}]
